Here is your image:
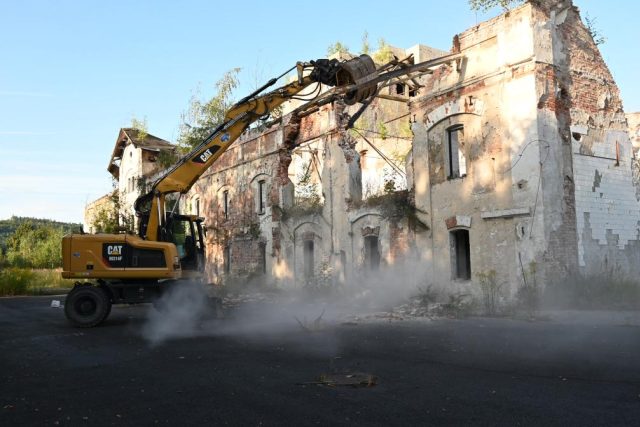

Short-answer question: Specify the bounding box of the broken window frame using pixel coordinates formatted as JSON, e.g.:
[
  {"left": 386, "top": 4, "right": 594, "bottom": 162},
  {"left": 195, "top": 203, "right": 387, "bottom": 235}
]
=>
[{"left": 446, "top": 125, "right": 466, "bottom": 179}]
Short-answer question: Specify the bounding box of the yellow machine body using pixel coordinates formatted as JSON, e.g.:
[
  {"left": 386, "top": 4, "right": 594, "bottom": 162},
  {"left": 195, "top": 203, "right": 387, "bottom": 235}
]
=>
[{"left": 62, "top": 233, "right": 181, "bottom": 281}]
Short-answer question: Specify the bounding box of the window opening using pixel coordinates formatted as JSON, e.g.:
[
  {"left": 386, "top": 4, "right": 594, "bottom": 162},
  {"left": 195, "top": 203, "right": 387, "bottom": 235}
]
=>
[
  {"left": 303, "top": 240, "right": 314, "bottom": 280},
  {"left": 447, "top": 125, "right": 466, "bottom": 179},
  {"left": 395, "top": 83, "right": 405, "bottom": 95},
  {"left": 223, "top": 190, "right": 229, "bottom": 219},
  {"left": 259, "top": 242, "right": 267, "bottom": 274},
  {"left": 223, "top": 245, "right": 231, "bottom": 274},
  {"left": 364, "top": 235, "right": 380, "bottom": 271},
  {"left": 258, "top": 180, "right": 266, "bottom": 214},
  {"left": 359, "top": 150, "right": 368, "bottom": 170},
  {"left": 450, "top": 229, "right": 471, "bottom": 280}
]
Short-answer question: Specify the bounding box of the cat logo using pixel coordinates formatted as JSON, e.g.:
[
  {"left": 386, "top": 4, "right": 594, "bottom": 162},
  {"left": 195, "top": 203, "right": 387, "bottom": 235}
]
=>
[
  {"left": 199, "top": 149, "right": 213, "bottom": 163},
  {"left": 102, "top": 243, "right": 126, "bottom": 267},
  {"left": 192, "top": 145, "right": 220, "bottom": 164},
  {"left": 107, "top": 245, "right": 123, "bottom": 256}
]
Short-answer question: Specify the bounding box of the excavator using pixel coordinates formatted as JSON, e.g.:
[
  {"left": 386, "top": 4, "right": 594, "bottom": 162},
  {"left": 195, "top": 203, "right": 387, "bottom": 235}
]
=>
[
  {"left": 61, "top": 54, "right": 379, "bottom": 327},
  {"left": 61, "top": 49, "right": 464, "bottom": 327}
]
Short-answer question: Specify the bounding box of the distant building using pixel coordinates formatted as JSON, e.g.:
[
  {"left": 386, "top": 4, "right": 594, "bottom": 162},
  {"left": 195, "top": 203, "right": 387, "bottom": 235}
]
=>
[{"left": 84, "top": 128, "right": 175, "bottom": 232}]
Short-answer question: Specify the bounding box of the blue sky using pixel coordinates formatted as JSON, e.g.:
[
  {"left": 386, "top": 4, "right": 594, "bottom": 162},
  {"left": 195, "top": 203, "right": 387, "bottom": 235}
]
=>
[{"left": 1, "top": 0, "right": 638, "bottom": 223}]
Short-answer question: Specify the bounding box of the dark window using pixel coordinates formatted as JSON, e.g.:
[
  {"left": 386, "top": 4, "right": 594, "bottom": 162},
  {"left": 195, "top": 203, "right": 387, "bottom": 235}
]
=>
[
  {"left": 447, "top": 125, "right": 466, "bottom": 179},
  {"left": 395, "top": 83, "right": 405, "bottom": 95},
  {"left": 258, "top": 180, "right": 266, "bottom": 214},
  {"left": 450, "top": 229, "right": 471, "bottom": 280},
  {"left": 223, "top": 245, "right": 231, "bottom": 274},
  {"left": 259, "top": 242, "right": 267, "bottom": 274},
  {"left": 223, "top": 190, "right": 229, "bottom": 219},
  {"left": 303, "top": 240, "right": 314, "bottom": 280},
  {"left": 364, "top": 235, "right": 380, "bottom": 271},
  {"left": 129, "top": 248, "right": 166, "bottom": 268},
  {"left": 408, "top": 88, "right": 417, "bottom": 97}
]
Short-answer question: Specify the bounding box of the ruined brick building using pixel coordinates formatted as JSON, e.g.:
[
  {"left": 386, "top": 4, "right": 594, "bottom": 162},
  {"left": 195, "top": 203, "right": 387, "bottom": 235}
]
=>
[
  {"left": 181, "top": 0, "right": 640, "bottom": 297},
  {"left": 87, "top": 0, "right": 640, "bottom": 301}
]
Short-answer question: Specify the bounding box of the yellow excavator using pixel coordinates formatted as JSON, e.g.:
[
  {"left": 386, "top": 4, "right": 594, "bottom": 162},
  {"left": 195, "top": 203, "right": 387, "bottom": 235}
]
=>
[{"left": 61, "top": 55, "right": 378, "bottom": 327}]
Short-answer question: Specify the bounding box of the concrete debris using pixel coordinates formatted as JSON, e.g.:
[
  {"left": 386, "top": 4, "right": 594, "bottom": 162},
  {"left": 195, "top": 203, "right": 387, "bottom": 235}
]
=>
[{"left": 220, "top": 292, "right": 278, "bottom": 309}]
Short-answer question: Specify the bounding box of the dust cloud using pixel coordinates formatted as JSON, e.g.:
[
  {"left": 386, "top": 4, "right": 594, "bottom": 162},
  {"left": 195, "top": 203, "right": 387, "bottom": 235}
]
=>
[{"left": 141, "top": 261, "right": 432, "bottom": 347}]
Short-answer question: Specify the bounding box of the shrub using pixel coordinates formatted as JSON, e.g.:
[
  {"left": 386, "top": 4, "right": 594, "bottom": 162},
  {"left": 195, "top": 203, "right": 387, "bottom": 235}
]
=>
[
  {"left": 0, "top": 268, "right": 32, "bottom": 296},
  {"left": 0, "top": 268, "right": 75, "bottom": 296}
]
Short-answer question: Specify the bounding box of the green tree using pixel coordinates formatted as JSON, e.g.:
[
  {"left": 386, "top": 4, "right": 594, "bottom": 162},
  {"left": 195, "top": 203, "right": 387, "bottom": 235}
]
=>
[
  {"left": 178, "top": 68, "right": 241, "bottom": 151},
  {"left": 584, "top": 13, "right": 606, "bottom": 46},
  {"left": 131, "top": 115, "right": 148, "bottom": 141},
  {"left": 327, "top": 41, "right": 349, "bottom": 57},
  {"left": 468, "top": 0, "right": 523, "bottom": 12},
  {"left": 4, "top": 222, "right": 64, "bottom": 268},
  {"left": 92, "top": 190, "right": 133, "bottom": 234},
  {"left": 361, "top": 31, "right": 370, "bottom": 55},
  {"left": 373, "top": 38, "right": 394, "bottom": 64},
  {"left": 377, "top": 121, "right": 389, "bottom": 140}
]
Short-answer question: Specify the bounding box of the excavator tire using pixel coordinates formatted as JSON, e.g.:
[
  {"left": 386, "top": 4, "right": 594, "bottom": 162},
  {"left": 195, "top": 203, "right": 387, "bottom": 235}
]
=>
[{"left": 64, "top": 284, "right": 111, "bottom": 328}]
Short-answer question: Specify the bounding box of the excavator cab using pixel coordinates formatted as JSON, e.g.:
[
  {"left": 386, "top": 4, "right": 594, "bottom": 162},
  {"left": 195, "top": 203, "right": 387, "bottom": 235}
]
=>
[{"left": 163, "top": 214, "right": 205, "bottom": 273}]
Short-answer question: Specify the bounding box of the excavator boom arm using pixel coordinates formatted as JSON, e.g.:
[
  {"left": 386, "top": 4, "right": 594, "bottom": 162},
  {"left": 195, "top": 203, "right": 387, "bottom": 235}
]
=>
[{"left": 137, "top": 55, "right": 378, "bottom": 241}]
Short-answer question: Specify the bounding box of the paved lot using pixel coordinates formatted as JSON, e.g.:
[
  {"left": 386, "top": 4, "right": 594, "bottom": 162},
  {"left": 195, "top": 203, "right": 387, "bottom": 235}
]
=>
[{"left": 1, "top": 295, "right": 639, "bottom": 426}]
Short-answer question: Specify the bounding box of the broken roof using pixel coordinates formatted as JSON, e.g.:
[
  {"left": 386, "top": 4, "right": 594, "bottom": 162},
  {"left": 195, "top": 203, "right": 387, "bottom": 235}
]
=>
[{"left": 107, "top": 128, "right": 175, "bottom": 179}]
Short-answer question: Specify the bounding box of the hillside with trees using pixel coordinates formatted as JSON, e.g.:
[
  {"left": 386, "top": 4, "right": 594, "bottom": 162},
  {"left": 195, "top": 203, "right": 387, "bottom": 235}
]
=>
[{"left": 0, "top": 216, "right": 81, "bottom": 251}]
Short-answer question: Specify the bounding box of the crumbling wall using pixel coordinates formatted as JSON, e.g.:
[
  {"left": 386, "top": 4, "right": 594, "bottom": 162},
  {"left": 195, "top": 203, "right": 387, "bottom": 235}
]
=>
[
  {"left": 537, "top": 0, "right": 640, "bottom": 279},
  {"left": 410, "top": 2, "right": 547, "bottom": 297},
  {"left": 186, "top": 126, "right": 286, "bottom": 284}
]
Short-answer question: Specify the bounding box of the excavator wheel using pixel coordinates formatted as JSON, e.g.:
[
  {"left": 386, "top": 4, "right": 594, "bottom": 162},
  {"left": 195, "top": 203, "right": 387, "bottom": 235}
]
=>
[{"left": 64, "top": 284, "right": 112, "bottom": 328}]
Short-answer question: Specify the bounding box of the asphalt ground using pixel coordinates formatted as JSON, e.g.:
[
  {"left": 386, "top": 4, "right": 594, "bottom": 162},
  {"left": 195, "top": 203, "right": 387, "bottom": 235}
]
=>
[{"left": 1, "top": 295, "right": 639, "bottom": 426}]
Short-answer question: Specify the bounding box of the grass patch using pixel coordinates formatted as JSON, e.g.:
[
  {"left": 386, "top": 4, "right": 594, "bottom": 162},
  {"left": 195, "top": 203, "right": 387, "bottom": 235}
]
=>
[{"left": 0, "top": 268, "right": 74, "bottom": 296}]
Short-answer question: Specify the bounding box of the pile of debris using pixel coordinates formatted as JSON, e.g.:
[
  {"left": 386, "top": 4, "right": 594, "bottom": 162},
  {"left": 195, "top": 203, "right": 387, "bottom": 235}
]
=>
[{"left": 219, "top": 292, "right": 277, "bottom": 309}]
